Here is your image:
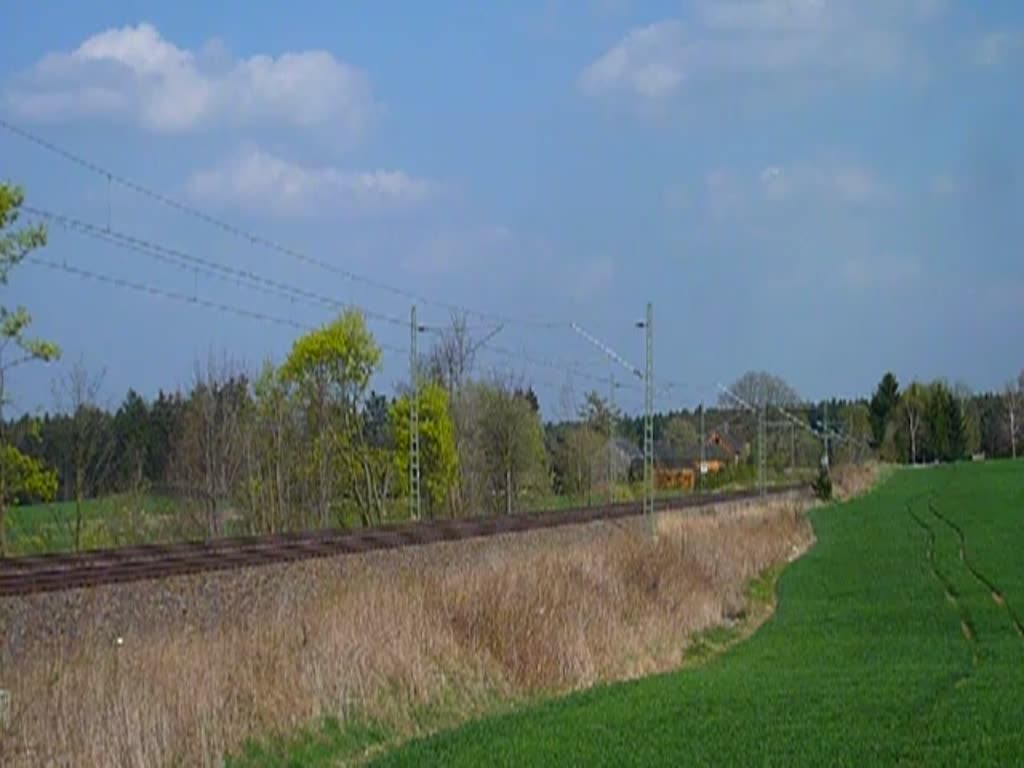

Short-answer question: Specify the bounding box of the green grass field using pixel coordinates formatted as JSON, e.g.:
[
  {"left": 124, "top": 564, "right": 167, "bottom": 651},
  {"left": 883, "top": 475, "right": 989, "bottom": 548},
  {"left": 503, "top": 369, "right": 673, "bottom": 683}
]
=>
[
  {"left": 6, "top": 494, "right": 178, "bottom": 555},
  {"left": 371, "top": 461, "right": 1024, "bottom": 767}
]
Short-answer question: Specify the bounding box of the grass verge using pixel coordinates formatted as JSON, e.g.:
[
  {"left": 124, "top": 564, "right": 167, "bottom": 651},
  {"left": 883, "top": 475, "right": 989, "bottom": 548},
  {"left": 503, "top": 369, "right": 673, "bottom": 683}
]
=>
[{"left": 1, "top": 496, "right": 812, "bottom": 767}]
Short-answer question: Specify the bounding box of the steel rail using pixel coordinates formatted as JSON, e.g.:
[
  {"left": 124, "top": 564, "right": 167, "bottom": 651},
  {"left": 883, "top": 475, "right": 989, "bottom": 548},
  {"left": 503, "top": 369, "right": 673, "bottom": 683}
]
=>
[{"left": 0, "top": 485, "right": 809, "bottom": 597}]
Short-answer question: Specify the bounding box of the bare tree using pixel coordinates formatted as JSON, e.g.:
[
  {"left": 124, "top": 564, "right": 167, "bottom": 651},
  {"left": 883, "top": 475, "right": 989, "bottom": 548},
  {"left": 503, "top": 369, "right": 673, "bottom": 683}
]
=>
[
  {"left": 52, "top": 357, "right": 116, "bottom": 551},
  {"left": 242, "top": 361, "right": 300, "bottom": 533},
  {"left": 425, "top": 312, "right": 478, "bottom": 394},
  {"left": 902, "top": 382, "right": 928, "bottom": 465},
  {"left": 424, "top": 314, "right": 503, "bottom": 516},
  {"left": 168, "top": 354, "right": 251, "bottom": 538},
  {"left": 721, "top": 371, "right": 802, "bottom": 410}
]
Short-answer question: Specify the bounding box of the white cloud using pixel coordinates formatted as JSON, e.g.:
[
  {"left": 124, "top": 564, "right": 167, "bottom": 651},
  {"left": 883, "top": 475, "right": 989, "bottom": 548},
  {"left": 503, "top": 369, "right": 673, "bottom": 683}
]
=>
[
  {"left": 6, "top": 23, "right": 374, "bottom": 139},
  {"left": 701, "top": 161, "right": 889, "bottom": 219},
  {"left": 758, "top": 163, "right": 890, "bottom": 205},
  {"left": 971, "top": 29, "right": 1024, "bottom": 69},
  {"left": 580, "top": 1, "right": 944, "bottom": 107},
  {"left": 187, "top": 148, "right": 435, "bottom": 216},
  {"left": 580, "top": 21, "right": 688, "bottom": 102},
  {"left": 402, "top": 225, "right": 514, "bottom": 275}
]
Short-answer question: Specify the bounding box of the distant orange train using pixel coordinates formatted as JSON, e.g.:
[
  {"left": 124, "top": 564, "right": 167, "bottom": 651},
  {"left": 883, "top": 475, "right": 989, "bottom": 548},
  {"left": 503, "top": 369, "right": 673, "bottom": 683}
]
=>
[{"left": 655, "top": 467, "right": 695, "bottom": 492}]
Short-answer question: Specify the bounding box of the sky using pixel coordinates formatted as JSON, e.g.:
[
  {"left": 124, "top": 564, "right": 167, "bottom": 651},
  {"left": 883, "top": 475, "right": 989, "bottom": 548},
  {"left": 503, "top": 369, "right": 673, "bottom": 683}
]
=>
[{"left": 2, "top": 0, "right": 1022, "bottom": 419}]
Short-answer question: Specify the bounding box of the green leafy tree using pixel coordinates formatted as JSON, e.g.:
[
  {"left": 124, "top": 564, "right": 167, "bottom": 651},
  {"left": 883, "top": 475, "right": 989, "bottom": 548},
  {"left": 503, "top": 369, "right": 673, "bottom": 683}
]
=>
[
  {"left": 869, "top": 373, "right": 900, "bottom": 447},
  {"left": 663, "top": 415, "right": 698, "bottom": 459},
  {"left": 924, "top": 381, "right": 953, "bottom": 462},
  {"left": 947, "top": 395, "right": 966, "bottom": 462},
  {"left": 112, "top": 389, "right": 151, "bottom": 487},
  {"left": 392, "top": 381, "right": 458, "bottom": 517},
  {"left": 280, "top": 310, "right": 382, "bottom": 526},
  {"left": 477, "top": 380, "right": 549, "bottom": 515},
  {"left": 0, "top": 442, "right": 58, "bottom": 522},
  {"left": 0, "top": 183, "right": 61, "bottom": 555}
]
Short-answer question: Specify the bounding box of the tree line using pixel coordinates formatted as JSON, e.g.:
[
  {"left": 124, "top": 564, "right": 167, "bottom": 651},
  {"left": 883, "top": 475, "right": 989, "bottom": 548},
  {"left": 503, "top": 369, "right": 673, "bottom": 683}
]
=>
[
  {"left": 2, "top": 182, "right": 1022, "bottom": 554},
  {"left": 868, "top": 372, "right": 1024, "bottom": 464}
]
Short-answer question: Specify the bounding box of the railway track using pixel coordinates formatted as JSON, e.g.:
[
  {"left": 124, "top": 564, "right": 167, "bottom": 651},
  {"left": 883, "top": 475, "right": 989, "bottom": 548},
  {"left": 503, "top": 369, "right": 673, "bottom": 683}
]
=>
[{"left": 0, "top": 485, "right": 808, "bottom": 597}]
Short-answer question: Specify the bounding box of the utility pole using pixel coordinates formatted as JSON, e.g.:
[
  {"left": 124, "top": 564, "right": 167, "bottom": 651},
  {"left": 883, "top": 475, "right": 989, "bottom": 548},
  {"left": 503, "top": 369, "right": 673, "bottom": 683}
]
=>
[
  {"left": 823, "top": 401, "right": 831, "bottom": 472},
  {"left": 608, "top": 372, "right": 616, "bottom": 504},
  {"left": 641, "top": 302, "right": 655, "bottom": 535},
  {"left": 757, "top": 381, "right": 767, "bottom": 497},
  {"left": 409, "top": 305, "right": 421, "bottom": 521},
  {"left": 791, "top": 423, "right": 796, "bottom": 472},
  {"left": 699, "top": 402, "right": 706, "bottom": 494}
]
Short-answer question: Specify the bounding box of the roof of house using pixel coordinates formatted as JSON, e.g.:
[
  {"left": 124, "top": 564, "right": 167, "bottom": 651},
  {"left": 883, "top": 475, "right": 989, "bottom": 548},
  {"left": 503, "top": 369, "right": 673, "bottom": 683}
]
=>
[{"left": 611, "top": 437, "right": 643, "bottom": 461}]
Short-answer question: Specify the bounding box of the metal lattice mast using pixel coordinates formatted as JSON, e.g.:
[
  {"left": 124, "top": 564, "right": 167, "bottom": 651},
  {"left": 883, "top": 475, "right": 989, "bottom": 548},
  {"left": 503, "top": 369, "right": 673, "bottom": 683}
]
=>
[
  {"left": 699, "top": 402, "right": 706, "bottom": 493},
  {"left": 823, "top": 401, "right": 831, "bottom": 471},
  {"left": 608, "top": 372, "right": 616, "bottom": 504},
  {"left": 409, "top": 305, "right": 421, "bottom": 521},
  {"left": 758, "top": 382, "right": 767, "bottom": 497},
  {"left": 643, "top": 302, "right": 655, "bottom": 534}
]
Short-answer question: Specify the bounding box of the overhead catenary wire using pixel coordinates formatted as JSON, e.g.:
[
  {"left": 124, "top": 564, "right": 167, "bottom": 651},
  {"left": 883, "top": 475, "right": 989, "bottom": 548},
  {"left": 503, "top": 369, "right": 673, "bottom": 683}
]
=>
[
  {"left": 25, "top": 205, "right": 416, "bottom": 327},
  {"left": 0, "top": 117, "right": 567, "bottom": 330},
  {"left": 715, "top": 383, "right": 868, "bottom": 449},
  {"left": 478, "top": 340, "right": 642, "bottom": 391},
  {"left": 27, "top": 257, "right": 316, "bottom": 333},
  {"left": 27, "top": 254, "right": 626, "bottom": 391},
  {"left": 2, "top": 120, "right": 719, "bottom": 408}
]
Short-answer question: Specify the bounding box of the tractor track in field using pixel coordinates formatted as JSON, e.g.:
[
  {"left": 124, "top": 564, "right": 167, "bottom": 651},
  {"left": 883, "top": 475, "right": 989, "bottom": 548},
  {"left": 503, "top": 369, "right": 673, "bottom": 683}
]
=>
[
  {"left": 900, "top": 484, "right": 980, "bottom": 765},
  {"left": 927, "top": 499, "right": 1024, "bottom": 642},
  {"left": 907, "top": 498, "right": 979, "bottom": 660}
]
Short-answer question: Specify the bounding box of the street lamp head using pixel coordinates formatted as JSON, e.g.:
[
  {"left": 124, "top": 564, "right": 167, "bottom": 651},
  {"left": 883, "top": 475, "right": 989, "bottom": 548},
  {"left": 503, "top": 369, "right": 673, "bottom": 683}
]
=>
[{"left": 635, "top": 321, "right": 646, "bottom": 329}]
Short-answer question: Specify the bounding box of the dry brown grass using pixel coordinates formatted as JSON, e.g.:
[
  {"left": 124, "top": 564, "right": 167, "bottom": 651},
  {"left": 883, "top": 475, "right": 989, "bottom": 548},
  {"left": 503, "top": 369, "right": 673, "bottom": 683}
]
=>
[
  {"left": 832, "top": 462, "right": 883, "bottom": 501},
  {"left": 0, "top": 496, "right": 813, "bottom": 767}
]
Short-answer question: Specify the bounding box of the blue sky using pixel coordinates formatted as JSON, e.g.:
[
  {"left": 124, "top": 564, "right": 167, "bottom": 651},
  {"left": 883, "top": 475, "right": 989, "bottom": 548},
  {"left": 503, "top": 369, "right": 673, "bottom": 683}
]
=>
[{"left": 2, "top": 1, "right": 1022, "bottom": 418}]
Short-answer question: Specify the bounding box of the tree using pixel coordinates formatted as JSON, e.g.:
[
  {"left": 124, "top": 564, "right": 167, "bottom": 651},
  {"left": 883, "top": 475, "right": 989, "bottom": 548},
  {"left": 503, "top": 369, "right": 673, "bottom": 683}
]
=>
[
  {"left": 112, "top": 389, "right": 151, "bottom": 487},
  {"left": 721, "top": 371, "right": 801, "bottom": 409},
  {"left": 837, "top": 403, "right": 872, "bottom": 465},
  {"left": 0, "top": 183, "right": 61, "bottom": 555},
  {"left": 901, "top": 382, "right": 928, "bottom": 465},
  {"left": 579, "top": 390, "right": 618, "bottom": 432},
  {"left": 423, "top": 312, "right": 479, "bottom": 394},
  {"left": 869, "top": 373, "right": 900, "bottom": 447},
  {"left": 476, "top": 379, "right": 549, "bottom": 515},
  {"left": 550, "top": 422, "right": 605, "bottom": 500},
  {"left": 924, "top": 381, "right": 954, "bottom": 463},
  {"left": 280, "top": 310, "right": 382, "bottom": 526},
  {"left": 0, "top": 442, "right": 57, "bottom": 532},
  {"left": 52, "top": 358, "right": 117, "bottom": 551},
  {"left": 147, "top": 390, "right": 184, "bottom": 484},
  {"left": 392, "top": 381, "right": 458, "bottom": 518},
  {"left": 241, "top": 362, "right": 302, "bottom": 534},
  {"left": 167, "top": 356, "right": 251, "bottom": 538},
  {"left": 1003, "top": 374, "right": 1023, "bottom": 460},
  {"left": 953, "top": 382, "right": 982, "bottom": 458},
  {"left": 663, "top": 415, "right": 698, "bottom": 459}
]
